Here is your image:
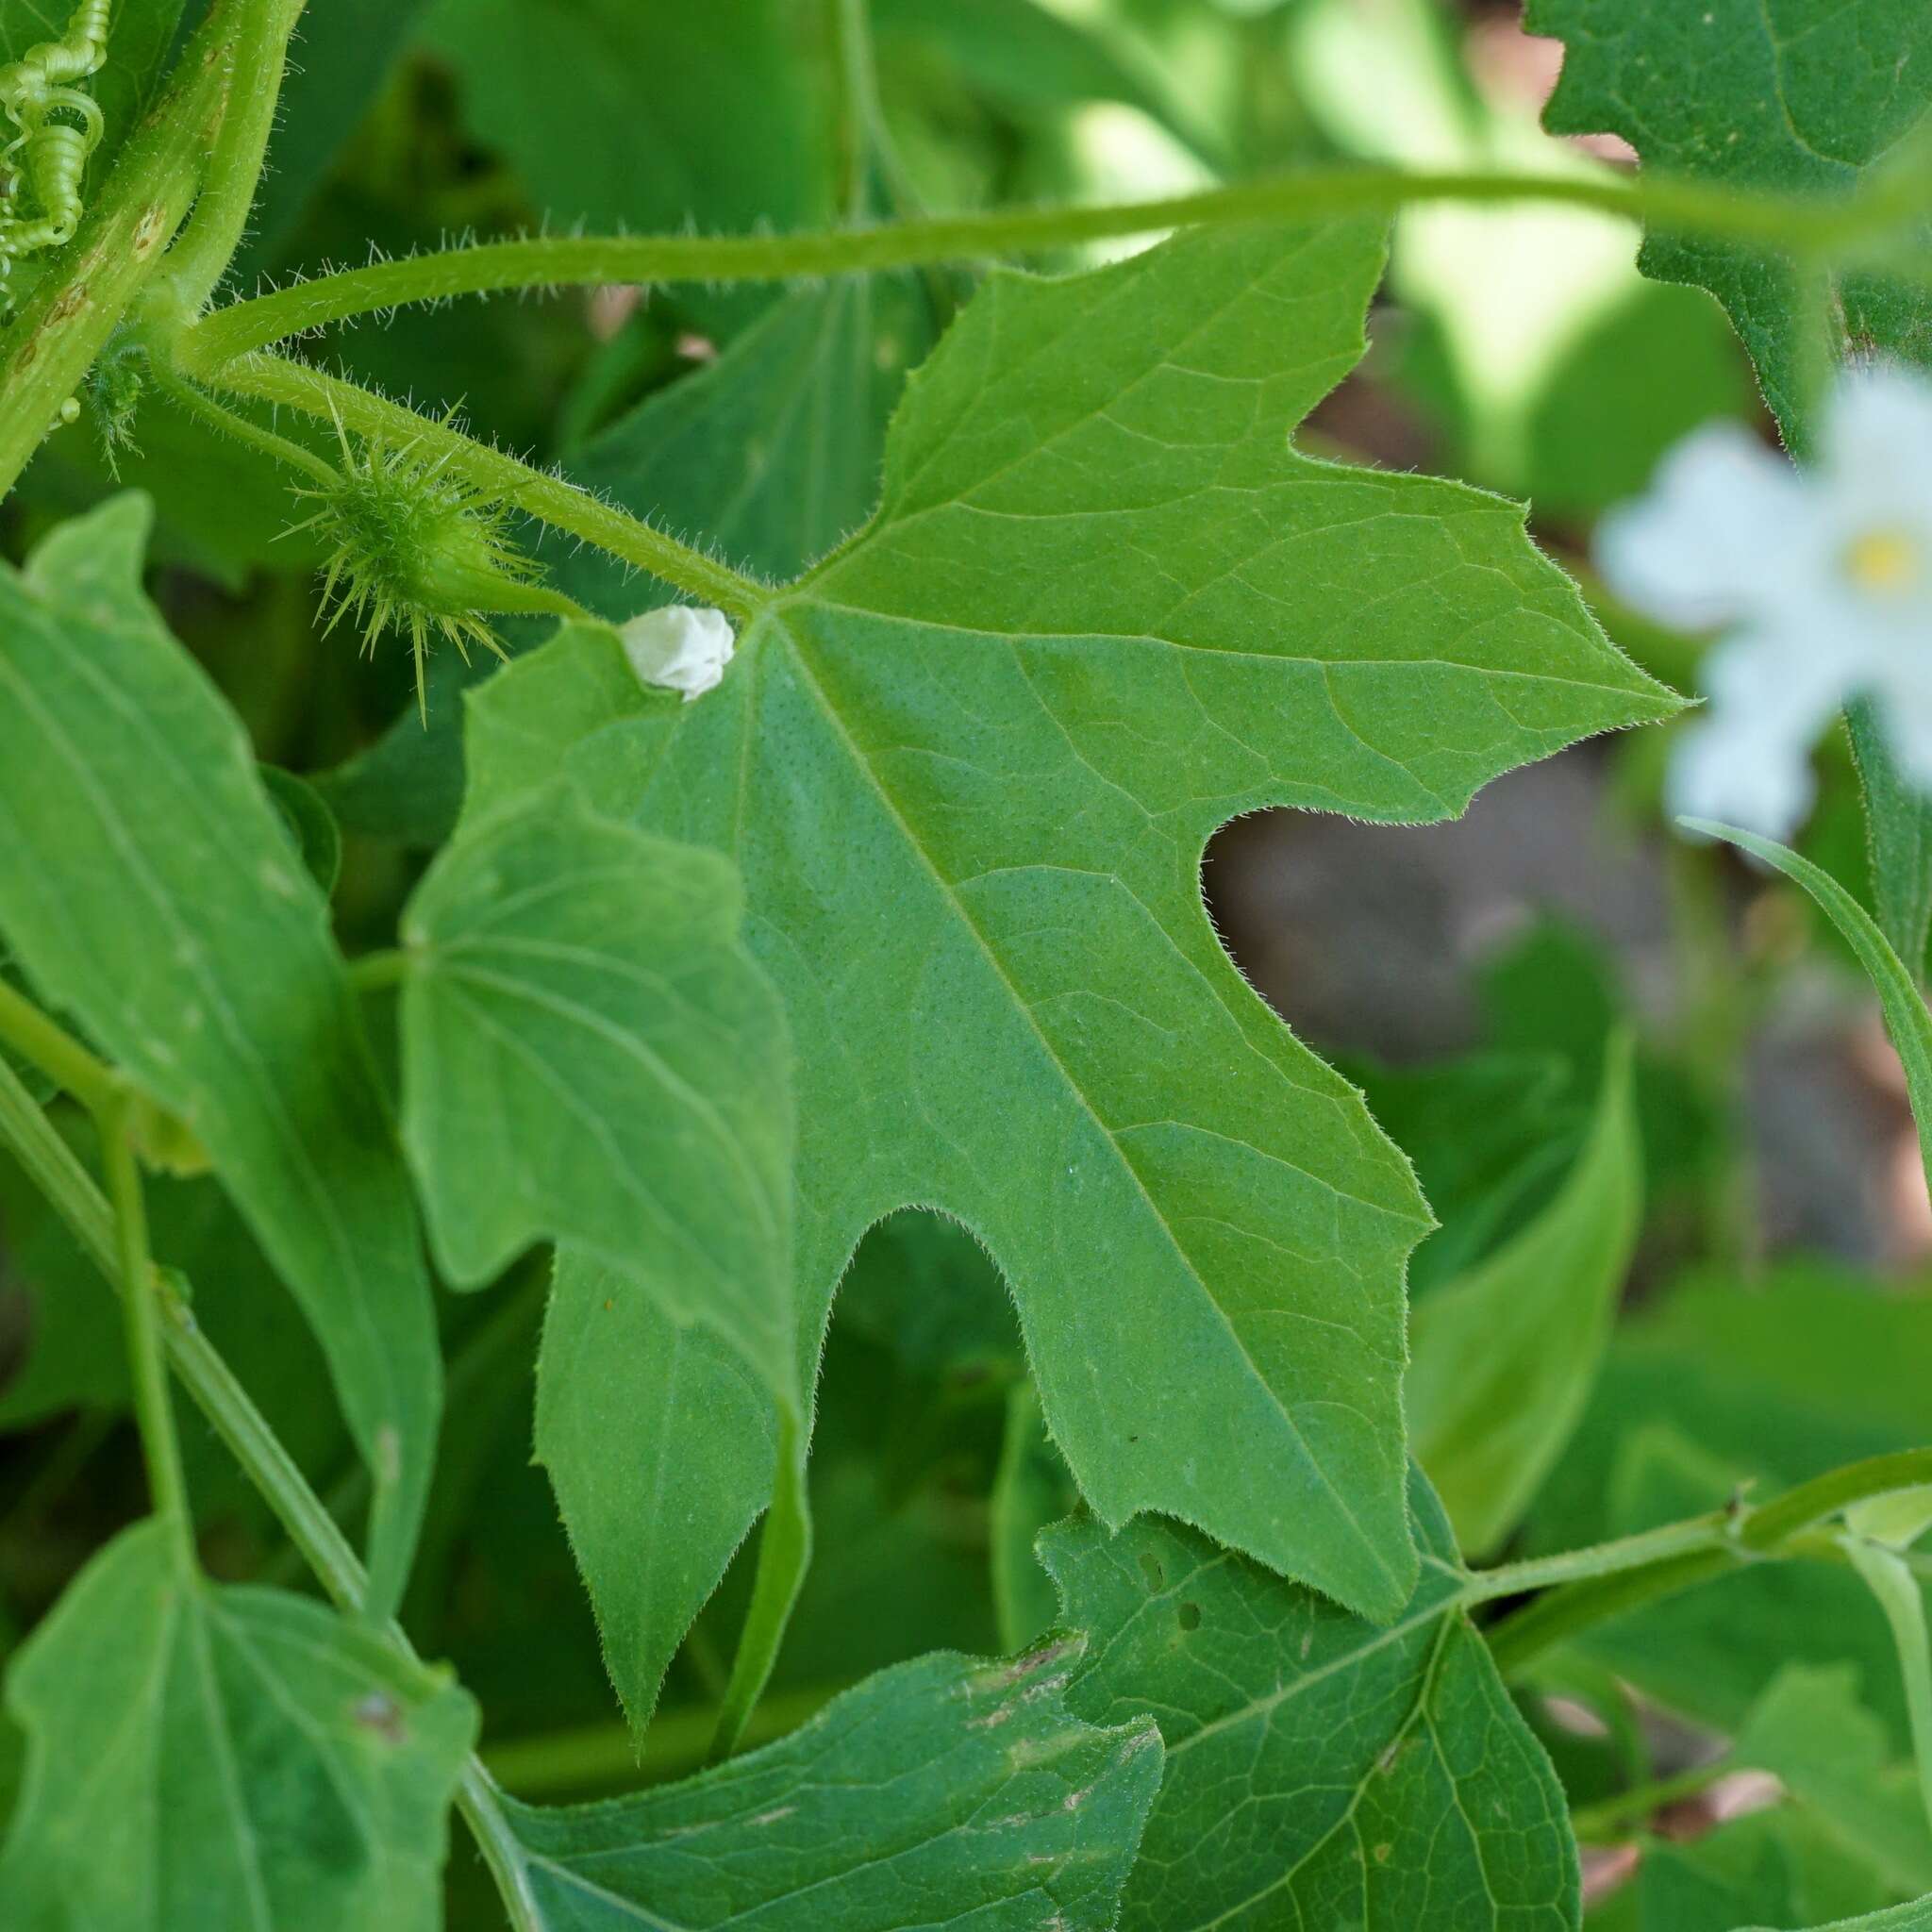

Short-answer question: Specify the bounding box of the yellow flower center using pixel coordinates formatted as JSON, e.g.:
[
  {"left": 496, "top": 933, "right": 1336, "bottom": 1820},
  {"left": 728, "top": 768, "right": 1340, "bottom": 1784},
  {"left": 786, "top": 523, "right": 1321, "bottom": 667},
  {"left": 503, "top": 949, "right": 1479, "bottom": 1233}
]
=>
[{"left": 1843, "top": 525, "right": 1924, "bottom": 596}]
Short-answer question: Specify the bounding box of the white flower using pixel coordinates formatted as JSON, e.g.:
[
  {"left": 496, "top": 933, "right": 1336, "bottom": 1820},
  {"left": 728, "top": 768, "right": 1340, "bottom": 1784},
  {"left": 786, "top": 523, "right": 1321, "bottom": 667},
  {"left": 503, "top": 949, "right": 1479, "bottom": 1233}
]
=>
[
  {"left": 620, "top": 605, "right": 735, "bottom": 702},
  {"left": 1596, "top": 363, "right": 1932, "bottom": 840}
]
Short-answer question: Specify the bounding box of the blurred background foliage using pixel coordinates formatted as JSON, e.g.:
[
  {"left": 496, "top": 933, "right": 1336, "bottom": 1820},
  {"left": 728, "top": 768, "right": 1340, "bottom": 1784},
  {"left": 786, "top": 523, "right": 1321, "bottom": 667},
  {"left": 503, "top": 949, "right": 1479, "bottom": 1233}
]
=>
[{"left": 1, "top": 2, "right": 1927, "bottom": 1924}]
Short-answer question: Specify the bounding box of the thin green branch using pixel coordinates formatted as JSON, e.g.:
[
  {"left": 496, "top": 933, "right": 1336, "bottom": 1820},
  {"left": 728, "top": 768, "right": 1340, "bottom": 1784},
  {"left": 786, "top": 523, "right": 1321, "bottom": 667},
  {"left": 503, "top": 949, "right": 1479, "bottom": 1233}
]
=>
[
  {"left": 1568, "top": 1757, "right": 1735, "bottom": 1843},
  {"left": 197, "top": 351, "right": 766, "bottom": 616},
  {"left": 164, "top": 0, "right": 308, "bottom": 311},
  {"left": 1466, "top": 1512, "right": 1735, "bottom": 1603},
  {"left": 100, "top": 1097, "right": 192, "bottom": 1557},
  {"left": 145, "top": 354, "right": 340, "bottom": 486},
  {"left": 176, "top": 160, "right": 1932, "bottom": 370},
  {"left": 1740, "top": 1450, "right": 1932, "bottom": 1551},
  {"left": 0, "top": 976, "right": 122, "bottom": 1115}
]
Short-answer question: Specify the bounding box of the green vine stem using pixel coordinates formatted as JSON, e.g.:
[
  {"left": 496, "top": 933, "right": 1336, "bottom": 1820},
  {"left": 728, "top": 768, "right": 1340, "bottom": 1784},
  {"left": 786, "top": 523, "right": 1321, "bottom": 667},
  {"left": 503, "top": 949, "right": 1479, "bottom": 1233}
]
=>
[
  {"left": 0, "top": 0, "right": 238, "bottom": 497},
  {"left": 99, "top": 1094, "right": 192, "bottom": 1559},
  {"left": 145, "top": 355, "right": 340, "bottom": 486},
  {"left": 162, "top": 0, "right": 307, "bottom": 312},
  {"left": 196, "top": 350, "right": 768, "bottom": 616},
  {"left": 1566, "top": 1757, "right": 1736, "bottom": 1843},
  {"left": 0, "top": 975, "right": 122, "bottom": 1115},
  {"left": 173, "top": 159, "right": 1932, "bottom": 371}
]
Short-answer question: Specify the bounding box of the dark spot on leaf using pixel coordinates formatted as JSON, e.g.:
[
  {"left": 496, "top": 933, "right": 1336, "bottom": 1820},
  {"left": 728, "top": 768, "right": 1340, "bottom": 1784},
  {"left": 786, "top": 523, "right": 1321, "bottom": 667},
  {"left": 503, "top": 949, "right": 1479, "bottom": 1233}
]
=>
[{"left": 1177, "top": 1601, "right": 1202, "bottom": 1632}]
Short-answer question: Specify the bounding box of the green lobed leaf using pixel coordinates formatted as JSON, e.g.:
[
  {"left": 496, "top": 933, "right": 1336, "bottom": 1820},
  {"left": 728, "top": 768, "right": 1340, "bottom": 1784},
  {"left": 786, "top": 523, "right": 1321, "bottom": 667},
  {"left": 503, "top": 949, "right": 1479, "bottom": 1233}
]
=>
[
  {"left": 0, "top": 495, "right": 440, "bottom": 1617},
  {"left": 1407, "top": 1031, "right": 1642, "bottom": 1557},
  {"left": 485, "top": 1642, "right": 1162, "bottom": 1929},
  {"left": 0, "top": 1521, "right": 476, "bottom": 1929},
  {"left": 1527, "top": 0, "right": 1932, "bottom": 446},
  {"left": 1043, "top": 1470, "right": 1580, "bottom": 1932},
  {"left": 472, "top": 217, "right": 1683, "bottom": 1643}
]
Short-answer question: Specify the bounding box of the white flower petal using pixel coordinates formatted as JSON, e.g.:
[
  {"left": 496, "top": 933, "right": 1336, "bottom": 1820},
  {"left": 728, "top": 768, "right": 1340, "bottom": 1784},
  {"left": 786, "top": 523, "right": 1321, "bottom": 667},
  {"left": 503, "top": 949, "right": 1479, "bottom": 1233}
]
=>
[
  {"left": 1823, "top": 362, "right": 1932, "bottom": 522},
  {"left": 1595, "top": 422, "right": 1809, "bottom": 630},
  {"left": 1666, "top": 626, "right": 1850, "bottom": 840},
  {"left": 621, "top": 605, "right": 736, "bottom": 702},
  {"left": 1667, "top": 718, "right": 1817, "bottom": 841}
]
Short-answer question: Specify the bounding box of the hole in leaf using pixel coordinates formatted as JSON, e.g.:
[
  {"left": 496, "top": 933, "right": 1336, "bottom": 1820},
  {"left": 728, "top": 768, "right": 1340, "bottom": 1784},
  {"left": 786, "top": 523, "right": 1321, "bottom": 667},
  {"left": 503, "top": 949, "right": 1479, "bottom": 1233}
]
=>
[
  {"left": 1177, "top": 1600, "right": 1202, "bottom": 1632},
  {"left": 1139, "top": 1552, "right": 1165, "bottom": 1593}
]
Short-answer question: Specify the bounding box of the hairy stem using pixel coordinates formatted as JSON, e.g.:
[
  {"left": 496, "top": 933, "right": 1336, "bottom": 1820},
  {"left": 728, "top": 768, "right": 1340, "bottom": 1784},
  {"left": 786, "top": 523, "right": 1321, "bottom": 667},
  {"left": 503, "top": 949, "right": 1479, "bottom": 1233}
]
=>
[
  {"left": 145, "top": 355, "right": 340, "bottom": 485},
  {"left": 164, "top": 0, "right": 308, "bottom": 310},
  {"left": 196, "top": 351, "right": 766, "bottom": 615},
  {"left": 176, "top": 161, "right": 1932, "bottom": 369},
  {"left": 1466, "top": 1512, "right": 1736, "bottom": 1603}
]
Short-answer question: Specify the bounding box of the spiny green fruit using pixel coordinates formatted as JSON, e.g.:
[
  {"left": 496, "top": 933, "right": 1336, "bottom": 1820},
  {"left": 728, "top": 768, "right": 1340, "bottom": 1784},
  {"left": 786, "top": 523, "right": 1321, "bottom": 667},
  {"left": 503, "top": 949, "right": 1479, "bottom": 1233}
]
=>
[{"left": 294, "top": 418, "right": 581, "bottom": 721}]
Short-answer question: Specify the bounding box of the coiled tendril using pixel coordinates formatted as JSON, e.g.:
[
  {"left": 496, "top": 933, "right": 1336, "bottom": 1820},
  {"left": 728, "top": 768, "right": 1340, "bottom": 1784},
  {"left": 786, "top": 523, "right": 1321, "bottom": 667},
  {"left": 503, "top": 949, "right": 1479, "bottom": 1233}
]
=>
[{"left": 0, "top": 0, "right": 112, "bottom": 306}]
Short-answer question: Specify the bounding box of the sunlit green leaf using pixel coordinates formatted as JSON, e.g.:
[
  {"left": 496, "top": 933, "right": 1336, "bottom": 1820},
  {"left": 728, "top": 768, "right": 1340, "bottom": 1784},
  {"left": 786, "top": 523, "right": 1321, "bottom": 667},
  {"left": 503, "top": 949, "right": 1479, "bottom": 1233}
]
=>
[{"left": 466, "top": 218, "right": 1682, "bottom": 1643}]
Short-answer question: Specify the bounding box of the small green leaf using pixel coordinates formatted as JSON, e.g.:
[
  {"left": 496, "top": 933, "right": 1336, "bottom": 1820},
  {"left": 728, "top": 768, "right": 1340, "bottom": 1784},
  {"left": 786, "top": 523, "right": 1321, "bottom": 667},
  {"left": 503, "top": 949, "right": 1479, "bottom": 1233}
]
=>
[
  {"left": 487, "top": 1643, "right": 1162, "bottom": 1929},
  {"left": 1686, "top": 821, "right": 1932, "bottom": 1196},
  {"left": 0, "top": 496, "right": 440, "bottom": 1617},
  {"left": 0, "top": 1521, "right": 476, "bottom": 1928},
  {"left": 1736, "top": 1665, "right": 1932, "bottom": 1902},
  {"left": 1407, "top": 1031, "right": 1642, "bottom": 1556},
  {"left": 1044, "top": 1471, "right": 1581, "bottom": 1932},
  {"left": 260, "top": 765, "right": 343, "bottom": 898}
]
